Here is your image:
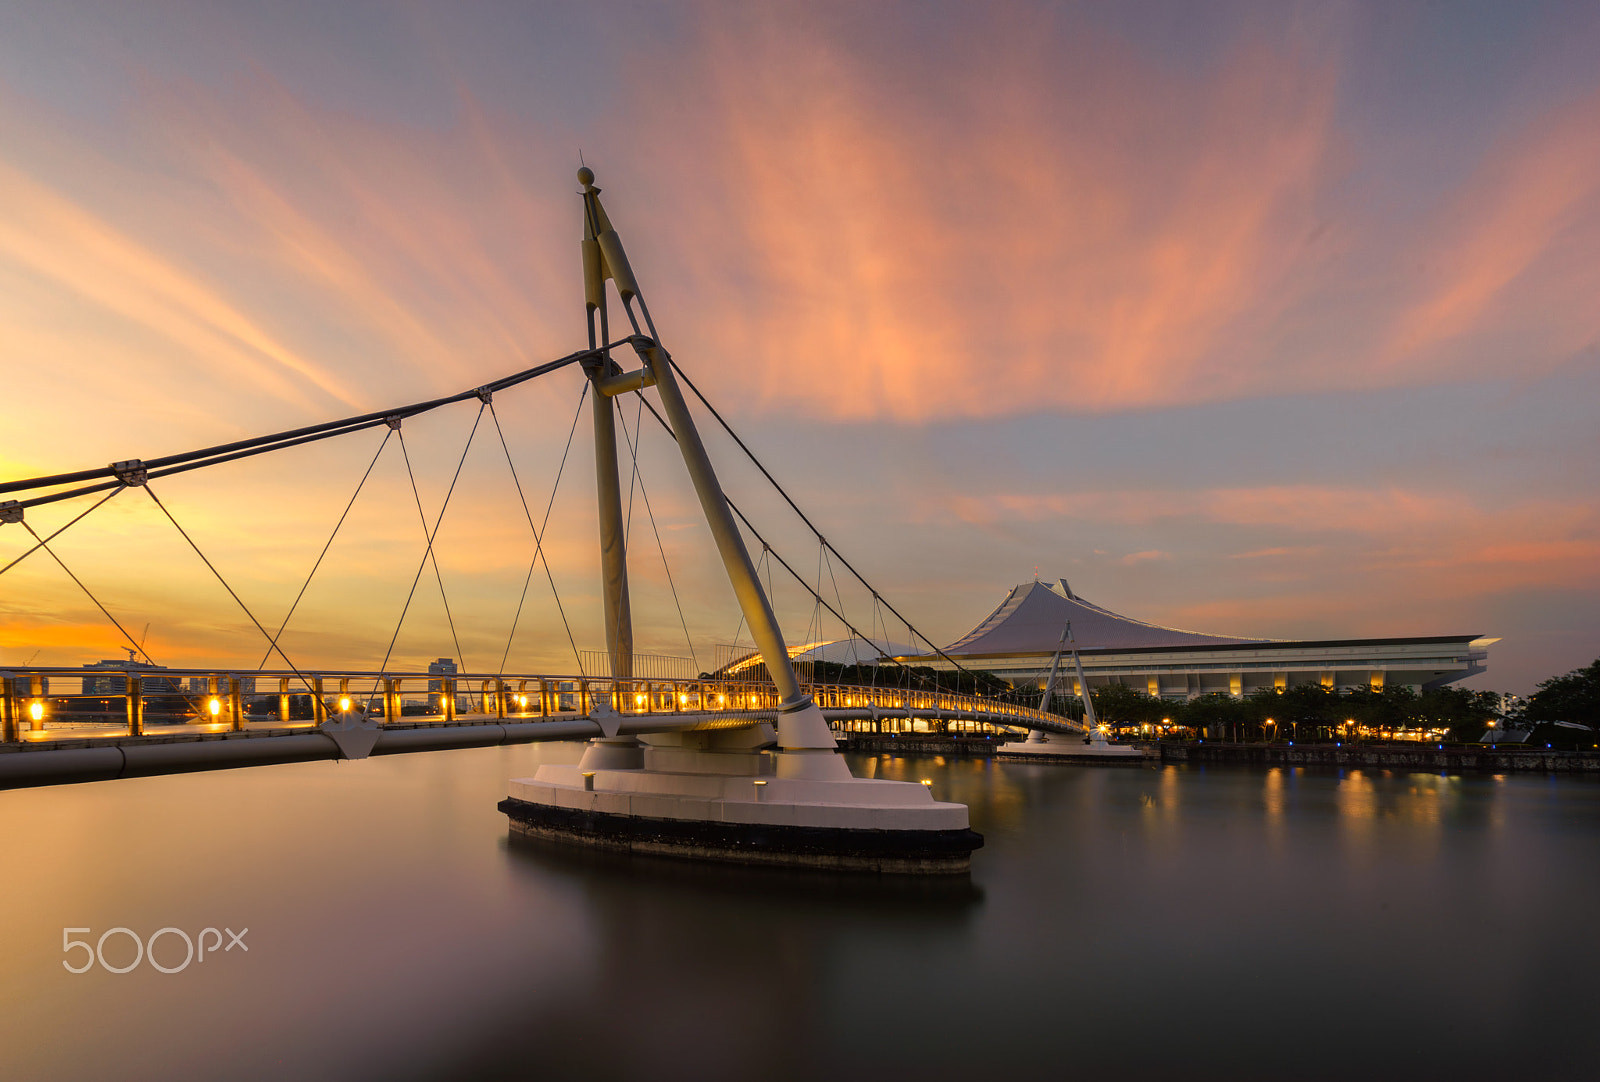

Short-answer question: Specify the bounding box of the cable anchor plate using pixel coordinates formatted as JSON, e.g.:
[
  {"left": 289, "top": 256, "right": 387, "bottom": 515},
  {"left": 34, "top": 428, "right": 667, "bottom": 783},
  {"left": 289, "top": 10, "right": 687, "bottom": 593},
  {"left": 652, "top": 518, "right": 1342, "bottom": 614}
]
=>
[{"left": 110, "top": 459, "right": 147, "bottom": 486}]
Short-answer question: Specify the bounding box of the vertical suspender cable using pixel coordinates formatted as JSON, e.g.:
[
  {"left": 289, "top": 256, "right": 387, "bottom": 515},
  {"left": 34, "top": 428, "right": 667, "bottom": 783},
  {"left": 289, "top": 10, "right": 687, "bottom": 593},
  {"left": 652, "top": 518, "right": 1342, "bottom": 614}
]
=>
[
  {"left": 255, "top": 428, "right": 394, "bottom": 670},
  {"left": 491, "top": 386, "right": 588, "bottom": 677},
  {"left": 378, "top": 406, "right": 484, "bottom": 676}
]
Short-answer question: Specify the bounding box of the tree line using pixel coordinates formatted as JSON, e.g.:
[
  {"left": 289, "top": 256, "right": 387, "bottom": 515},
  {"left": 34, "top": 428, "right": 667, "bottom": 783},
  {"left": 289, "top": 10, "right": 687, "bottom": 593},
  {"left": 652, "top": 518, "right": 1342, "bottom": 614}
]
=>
[
  {"left": 806, "top": 654, "right": 1600, "bottom": 746},
  {"left": 1082, "top": 683, "right": 1500, "bottom": 743}
]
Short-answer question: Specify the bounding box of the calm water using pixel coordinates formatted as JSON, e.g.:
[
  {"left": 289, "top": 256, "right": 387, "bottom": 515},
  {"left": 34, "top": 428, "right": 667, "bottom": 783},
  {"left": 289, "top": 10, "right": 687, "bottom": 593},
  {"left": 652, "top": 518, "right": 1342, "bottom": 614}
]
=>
[{"left": 2, "top": 745, "right": 1597, "bottom": 1081}]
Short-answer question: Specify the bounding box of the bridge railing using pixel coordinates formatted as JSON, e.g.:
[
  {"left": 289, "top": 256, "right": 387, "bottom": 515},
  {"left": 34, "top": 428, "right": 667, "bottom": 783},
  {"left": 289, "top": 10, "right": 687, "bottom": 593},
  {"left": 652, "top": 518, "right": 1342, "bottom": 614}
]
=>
[{"left": 0, "top": 666, "right": 1072, "bottom": 742}]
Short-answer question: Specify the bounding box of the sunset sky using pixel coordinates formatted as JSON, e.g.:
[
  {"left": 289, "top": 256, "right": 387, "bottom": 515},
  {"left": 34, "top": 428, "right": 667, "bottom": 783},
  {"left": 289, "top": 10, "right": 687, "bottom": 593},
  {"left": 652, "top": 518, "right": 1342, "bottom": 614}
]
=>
[{"left": 1, "top": 1, "right": 1597, "bottom": 692}]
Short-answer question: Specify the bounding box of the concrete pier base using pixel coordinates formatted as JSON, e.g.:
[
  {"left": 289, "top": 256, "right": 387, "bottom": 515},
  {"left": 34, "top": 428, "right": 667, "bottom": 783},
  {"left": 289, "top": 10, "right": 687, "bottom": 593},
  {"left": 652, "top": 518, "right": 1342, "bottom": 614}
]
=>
[
  {"left": 499, "top": 800, "right": 981, "bottom": 873},
  {"left": 501, "top": 729, "right": 981, "bottom": 873}
]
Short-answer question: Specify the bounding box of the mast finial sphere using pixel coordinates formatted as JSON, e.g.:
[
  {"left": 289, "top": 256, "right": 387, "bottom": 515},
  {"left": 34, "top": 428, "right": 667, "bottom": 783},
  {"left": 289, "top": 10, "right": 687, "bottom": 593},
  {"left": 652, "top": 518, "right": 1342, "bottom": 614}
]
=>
[{"left": 577, "top": 166, "right": 595, "bottom": 186}]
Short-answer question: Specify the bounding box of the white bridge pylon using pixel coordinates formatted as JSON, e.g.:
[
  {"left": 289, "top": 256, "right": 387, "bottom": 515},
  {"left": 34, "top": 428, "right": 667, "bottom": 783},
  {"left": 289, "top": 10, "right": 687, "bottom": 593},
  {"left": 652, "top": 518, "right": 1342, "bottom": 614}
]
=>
[
  {"left": 499, "top": 168, "right": 1045, "bottom": 872},
  {"left": 575, "top": 165, "right": 843, "bottom": 764}
]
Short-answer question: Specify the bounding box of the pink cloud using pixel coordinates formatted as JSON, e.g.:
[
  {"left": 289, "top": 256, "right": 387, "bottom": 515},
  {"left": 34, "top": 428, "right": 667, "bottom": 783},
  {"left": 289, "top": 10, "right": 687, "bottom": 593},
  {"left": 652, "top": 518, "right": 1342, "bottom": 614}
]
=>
[
  {"left": 934, "top": 482, "right": 1600, "bottom": 600},
  {"left": 633, "top": 9, "right": 1344, "bottom": 420},
  {"left": 1385, "top": 87, "right": 1600, "bottom": 369}
]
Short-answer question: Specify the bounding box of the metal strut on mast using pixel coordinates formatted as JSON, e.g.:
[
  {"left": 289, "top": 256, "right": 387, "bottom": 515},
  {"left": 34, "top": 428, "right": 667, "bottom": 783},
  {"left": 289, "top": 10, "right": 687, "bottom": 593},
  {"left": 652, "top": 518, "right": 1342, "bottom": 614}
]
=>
[
  {"left": 575, "top": 167, "right": 838, "bottom": 755},
  {"left": 1069, "top": 622, "right": 1101, "bottom": 742},
  {"left": 1027, "top": 623, "right": 1071, "bottom": 744}
]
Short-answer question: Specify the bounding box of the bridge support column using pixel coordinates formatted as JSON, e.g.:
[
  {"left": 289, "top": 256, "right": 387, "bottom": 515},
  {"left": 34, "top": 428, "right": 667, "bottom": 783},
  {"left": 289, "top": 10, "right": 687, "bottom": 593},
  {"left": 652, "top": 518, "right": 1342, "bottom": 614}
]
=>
[
  {"left": 384, "top": 679, "right": 401, "bottom": 722},
  {"left": 126, "top": 676, "right": 143, "bottom": 736},
  {"left": 26, "top": 675, "right": 44, "bottom": 732},
  {"left": 311, "top": 678, "right": 327, "bottom": 725},
  {"left": 228, "top": 675, "right": 243, "bottom": 731},
  {"left": 579, "top": 169, "right": 832, "bottom": 758},
  {"left": 279, "top": 678, "right": 291, "bottom": 723},
  {"left": 1, "top": 676, "right": 16, "bottom": 742},
  {"left": 641, "top": 342, "right": 838, "bottom": 759},
  {"left": 580, "top": 206, "right": 633, "bottom": 688}
]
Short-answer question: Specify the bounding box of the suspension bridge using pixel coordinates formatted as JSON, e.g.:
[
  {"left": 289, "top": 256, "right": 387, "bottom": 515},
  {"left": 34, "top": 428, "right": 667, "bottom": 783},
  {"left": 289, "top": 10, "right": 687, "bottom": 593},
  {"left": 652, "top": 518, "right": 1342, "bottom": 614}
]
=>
[{"left": 0, "top": 168, "right": 1081, "bottom": 867}]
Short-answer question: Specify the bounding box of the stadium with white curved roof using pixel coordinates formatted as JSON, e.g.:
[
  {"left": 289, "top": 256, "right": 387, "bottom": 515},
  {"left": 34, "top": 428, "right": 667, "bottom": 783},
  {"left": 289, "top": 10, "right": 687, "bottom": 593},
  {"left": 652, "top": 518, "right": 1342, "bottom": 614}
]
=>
[{"left": 897, "top": 579, "right": 1494, "bottom": 700}]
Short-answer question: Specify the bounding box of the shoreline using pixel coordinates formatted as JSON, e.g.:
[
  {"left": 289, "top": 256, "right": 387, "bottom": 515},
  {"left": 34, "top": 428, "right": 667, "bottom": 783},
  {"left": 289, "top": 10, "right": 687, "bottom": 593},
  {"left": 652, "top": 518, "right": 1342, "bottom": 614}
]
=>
[{"left": 839, "top": 734, "right": 1600, "bottom": 773}]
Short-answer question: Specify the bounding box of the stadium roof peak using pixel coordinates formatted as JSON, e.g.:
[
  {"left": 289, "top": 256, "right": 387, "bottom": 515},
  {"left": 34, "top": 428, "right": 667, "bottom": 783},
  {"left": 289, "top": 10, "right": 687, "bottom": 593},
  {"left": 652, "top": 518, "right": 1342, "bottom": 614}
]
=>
[{"left": 946, "top": 579, "right": 1267, "bottom": 655}]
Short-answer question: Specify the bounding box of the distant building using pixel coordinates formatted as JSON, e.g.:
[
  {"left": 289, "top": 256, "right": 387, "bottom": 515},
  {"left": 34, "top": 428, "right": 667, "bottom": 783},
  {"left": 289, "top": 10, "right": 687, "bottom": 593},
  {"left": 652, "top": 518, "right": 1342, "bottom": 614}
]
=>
[
  {"left": 896, "top": 580, "right": 1494, "bottom": 699},
  {"left": 185, "top": 675, "right": 257, "bottom": 695},
  {"left": 426, "top": 657, "right": 461, "bottom": 713},
  {"left": 82, "top": 658, "right": 181, "bottom": 695},
  {"left": 427, "top": 657, "right": 457, "bottom": 692}
]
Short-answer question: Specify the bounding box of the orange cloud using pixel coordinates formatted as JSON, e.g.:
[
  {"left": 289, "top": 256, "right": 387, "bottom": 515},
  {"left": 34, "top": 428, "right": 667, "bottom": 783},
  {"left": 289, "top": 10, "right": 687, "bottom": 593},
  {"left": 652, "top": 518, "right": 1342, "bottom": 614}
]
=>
[
  {"left": 157, "top": 80, "right": 575, "bottom": 383},
  {"left": 634, "top": 11, "right": 1343, "bottom": 420},
  {"left": 1228, "top": 546, "right": 1318, "bottom": 560},
  {"left": 0, "top": 158, "right": 361, "bottom": 412},
  {"left": 4, "top": 8, "right": 1596, "bottom": 445}
]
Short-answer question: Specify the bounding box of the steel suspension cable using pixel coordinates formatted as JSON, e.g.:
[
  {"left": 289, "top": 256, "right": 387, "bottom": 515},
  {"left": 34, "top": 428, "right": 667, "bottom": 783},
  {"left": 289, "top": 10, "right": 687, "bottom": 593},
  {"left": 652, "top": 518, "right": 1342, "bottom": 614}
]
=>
[
  {"left": 141, "top": 485, "right": 317, "bottom": 694},
  {"left": 629, "top": 391, "right": 966, "bottom": 690},
  {"left": 806, "top": 538, "right": 826, "bottom": 648},
  {"left": 20, "top": 520, "right": 158, "bottom": 668},
  {"left": 399, "top": 424, "right": 470, "bottom": 671},
  {"left": 615, "top": 396, "right": 699, "bottom": 673},
  {"left": 19, "top": 516, "right": 211, "bottom": 717},
  {"left": 663, "top": 355, "right": 1002, "bottom": 688},
  {"left": 255, "top": 428, "right": 395, "bottom": 670},
  {"left": 0, "top": 487, "right": 126, "bottom": 579},
  {"left": 377, "top": 408, "right": 484, "bottom": 676},
  {"left": 622, "top": 392, "right": 645, "bottom": 547},
  {"left": 0, "top": 345, "right": 633, "bottom": 507},
  {"left": 722, "top": 498, "right": 926, "bottom": 686},
  {"left": 822, "top": 548, "right": 851, "bottom": 656},
  {"left": 490, "top": 387, "right": 588, "bottom": 676}
]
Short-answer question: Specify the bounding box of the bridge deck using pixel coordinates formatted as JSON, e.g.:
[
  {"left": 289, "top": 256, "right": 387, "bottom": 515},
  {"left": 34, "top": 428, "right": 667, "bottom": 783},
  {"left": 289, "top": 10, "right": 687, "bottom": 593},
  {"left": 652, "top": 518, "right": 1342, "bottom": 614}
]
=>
[{"left": 0, "top": 669, "right": 1079, "bottom": 788}]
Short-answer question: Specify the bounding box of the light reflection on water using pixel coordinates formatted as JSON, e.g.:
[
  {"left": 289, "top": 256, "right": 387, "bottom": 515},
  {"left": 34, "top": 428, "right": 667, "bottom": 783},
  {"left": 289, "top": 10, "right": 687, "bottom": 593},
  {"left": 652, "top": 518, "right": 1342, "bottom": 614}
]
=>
[{"left": 1, "top": 748, "right": 1597, "bottom": 1080}]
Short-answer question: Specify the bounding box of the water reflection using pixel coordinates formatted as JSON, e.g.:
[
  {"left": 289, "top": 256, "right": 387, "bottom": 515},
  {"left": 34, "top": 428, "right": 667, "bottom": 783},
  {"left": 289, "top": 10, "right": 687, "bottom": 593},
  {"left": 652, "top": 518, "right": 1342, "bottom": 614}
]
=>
[{"left": 0, "top": 750, "right": 1596, "bottom": 1081}]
